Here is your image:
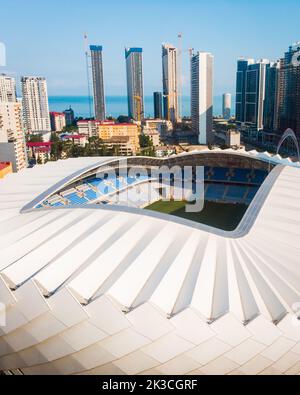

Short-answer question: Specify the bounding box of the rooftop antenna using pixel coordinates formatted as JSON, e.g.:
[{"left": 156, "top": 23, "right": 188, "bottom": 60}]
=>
[{"left": 84, "top": 33, "right": 92, "bottom": 119}]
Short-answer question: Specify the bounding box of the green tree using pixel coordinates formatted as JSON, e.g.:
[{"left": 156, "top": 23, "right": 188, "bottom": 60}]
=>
[
  {"left": 70, "top": 144, "right": 85, "bottom": 157},
  {"left": 27, "top": 134, "right": 43, "bottom": 142},
  {"left": 61, "top": 125, "right": 79, "bottom": 133},
  {"left": 84, "top": 136, "right": 107, "bottom": 156},
  {"left": 117, "top": 115, "right": 132, "bottom": 124},
  {"left": 139, "top": 133, "right": 155, "bottom": 157},
  {"left": 50, "top": 132, "right": 63, "bottom": 161},
  {"left": 139, "top": 133, "right": 152, "bottom": 148}
]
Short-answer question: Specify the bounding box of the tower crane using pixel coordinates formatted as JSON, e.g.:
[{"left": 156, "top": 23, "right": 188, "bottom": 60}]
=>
[
  {"left": 84, "top": 33, "right": 92, "bottom": 119},
  {"left": 133, "top": 95, "right": 142, "bottom": 135},
  {"left": 177, "top": 33, "right": 194, "bottom": 122},
  {"left": 178, "top": 32, "right": 183, "bottom": 121}
]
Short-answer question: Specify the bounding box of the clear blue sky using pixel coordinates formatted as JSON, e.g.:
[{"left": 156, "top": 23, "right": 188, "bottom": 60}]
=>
[{"left": 1, "top": 0, "right": 300, "bottom": 97}]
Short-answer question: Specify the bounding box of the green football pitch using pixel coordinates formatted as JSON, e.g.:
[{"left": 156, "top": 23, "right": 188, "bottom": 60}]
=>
[{"left": 145, "top": 200, "right": 248, "bottom": 231}]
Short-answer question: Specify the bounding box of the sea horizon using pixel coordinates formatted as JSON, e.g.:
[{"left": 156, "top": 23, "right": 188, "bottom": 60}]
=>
[{"left": 48, "top": 95, "right": 235, "bottom": 119}]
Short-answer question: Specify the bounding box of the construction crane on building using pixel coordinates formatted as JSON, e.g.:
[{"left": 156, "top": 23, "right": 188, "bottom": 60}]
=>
[
  {"left": 134, "top": 95, "right": 142, "bottom": 134},
  {"left": 84, "top": 33, "right": 93, "bottom": 119},
  {"left": 177, "top": 33, "right": 194, "bottom": 122},
  {"left": 178, "top": 32, "right": 183, "bottom": 122}
]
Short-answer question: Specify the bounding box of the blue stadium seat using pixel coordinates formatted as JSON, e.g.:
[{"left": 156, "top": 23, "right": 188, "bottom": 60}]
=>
[
  {"left": 251, "top": 170, "right": 267, "bottom": 185},
  {"left": 205, "top": 184, "right": 226, "bottom": 200},
  {"left": 127, "top": 177, "right": 136, "bottom": 185},
  {"left": 114, "top": 179, "right": 123, "bottom": 189},
  {"left": 230, "top": 169, "right": 250, "bottom": 183},
  {"left": 95, "top": 182, "right": 114, "bottom": 195},
  {"left": 85, "top": 178, "right": 113, "bottom": 195},
  {"left": 210, "top": 167, "right": 229, "bottom": 182},
  {"left": 85, "top": 189, "right": 98, "bottom": 201},
  {"left": 225, "top": 185, "right": 247, "bottom": 202},
  {"left": 66, "top": 192, "right": 88, "bottom": 205},
  {"left": 204, "top": 166, "right": 212, "bottom": 180},
  {"left": 126, "top": 175, "right": 149, "bottom": 185},
  {"left": 51, "top": 201, "right": 64, "bottom": 207},
  {"left": 245, "top": 186, "right": 259, "bottom": 203},
  {"left": 87, "top": 178, "right": 102, "bottom": 188},
  {"left": 109, "top": 177, "right": 127, "bottom": 190}
]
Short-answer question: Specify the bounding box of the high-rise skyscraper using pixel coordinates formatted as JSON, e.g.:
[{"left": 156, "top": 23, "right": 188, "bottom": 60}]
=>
[
  {"left": 90, "top": 45, "right": 106, "bottom": 121},
  {"left": 235, "top": 58, "right": 254, "bottom": 123},
  {"left": 162, "top": 44, "right": 178, "bottom": 123},
  {"left": 235, "top": 58, "right": 270, "bottom": 130},
  {"left": 64, "top": 106, "right": 75, "bottom": 126},
  {"left": 244, "top": 59, "right": 270, "bottom": 130},
  {"left": 21, "top": 77, "right": 51, "bottom": 139},
  {"left": 153, "top": 92, "right": 163, "bottom": 119},
  {"left": 125, "top": 47, "right": 144, "bottom": 121},
  {"left": 222, "top": 93, "right": 231, "bottom": 119},
  {"left": 278, "top": 42, "right": 300, "bottom": 139},
  {"left": 0, "top": 74, "right": 17, "bottom": 102},
  {"left": 191, "top": 51, "right": 214, "bottom": 145},
  {"left": 263, "top": 62, "right": 280, "bottom": 132}
]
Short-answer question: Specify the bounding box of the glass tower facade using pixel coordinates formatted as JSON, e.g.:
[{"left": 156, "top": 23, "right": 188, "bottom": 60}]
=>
[
  {"left": 125, "top": 48, "right": 144, "bottom": 121},
  {"left": 235, "top": 59, "right": 252, "bottom": 123},
  {"left": 263, "top": 62, "right": 280, "bottom": 132},
  {"left": 64, "top": 107, "right": 75, "bottom": 126},
  {"left": 162, "top": 44, "right": 178, "bottom": 123},
  {"left": 153, "top": 92, "right": 162, "bottom": 119},
  {"left": 235, "top": 58, "right": 269, "bottom": 130},
  {"left": 191, "top": 51, "right": 214, "bottom": 145},
  {"left": 90, "top": 45, "right": 106, "bottom": 121},
  {"left": 278, "top": 43, "right": 300, "bottom": 139}
]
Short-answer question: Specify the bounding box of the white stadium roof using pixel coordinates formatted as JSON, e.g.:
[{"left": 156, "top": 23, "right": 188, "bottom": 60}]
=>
[{"left": 0, "top": 149, "right": 300, "bottom": 375}]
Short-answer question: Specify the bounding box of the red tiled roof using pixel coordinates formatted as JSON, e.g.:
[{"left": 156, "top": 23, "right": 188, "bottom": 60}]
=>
[
  {"left": 77, "top": 120, "right": 105, "bottom": 124},
  {"left": 27, "top": 142, "right": 52, "bottom": 147},
  {"left": 50, "top": 112, "right": 65, "bottom": 116},
  {"left": 77, "top": 120, "right": 136, "bottom": 127},
  {"left": 0, "top": 162, "right": 11, "bottom": 170}
]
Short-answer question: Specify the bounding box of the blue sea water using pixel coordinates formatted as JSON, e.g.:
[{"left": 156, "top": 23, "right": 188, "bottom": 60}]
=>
[{"left": 48, "top": 95, "right": 232, "bottom": 119}]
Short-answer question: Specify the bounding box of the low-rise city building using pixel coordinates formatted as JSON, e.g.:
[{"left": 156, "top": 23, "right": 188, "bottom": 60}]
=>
[
  {"left": 98, "top": 122, "right": 140, "bottom": 154},
  {"left": 142, "top": 129, "right": 160, "bottom": 146},
  {"left": 77, "top": 120, "right": 102, "bottom": 137},
  {"left": 60, "top": 134, "right": 87, "bottom": 147},
  {"left": 0, "top": 102, "right": 27, "bottom": 172},
  {"left": 50, "top": 112, "right": 66, "bottom": 132},
  {"left": 154, "top": 145, "right": 176, "bottom": 157},
  {"left": 226, "top": 130, "right": 241, "bottom": 147},
  {"left": 26, "top": 141, "right": 52, "bottom": 164},
  {"left": 102, "top": 136, "right": 136, "bottom": 156},
  {"left": 143, "top": 119, "right": 173, "bottom": 137}
]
